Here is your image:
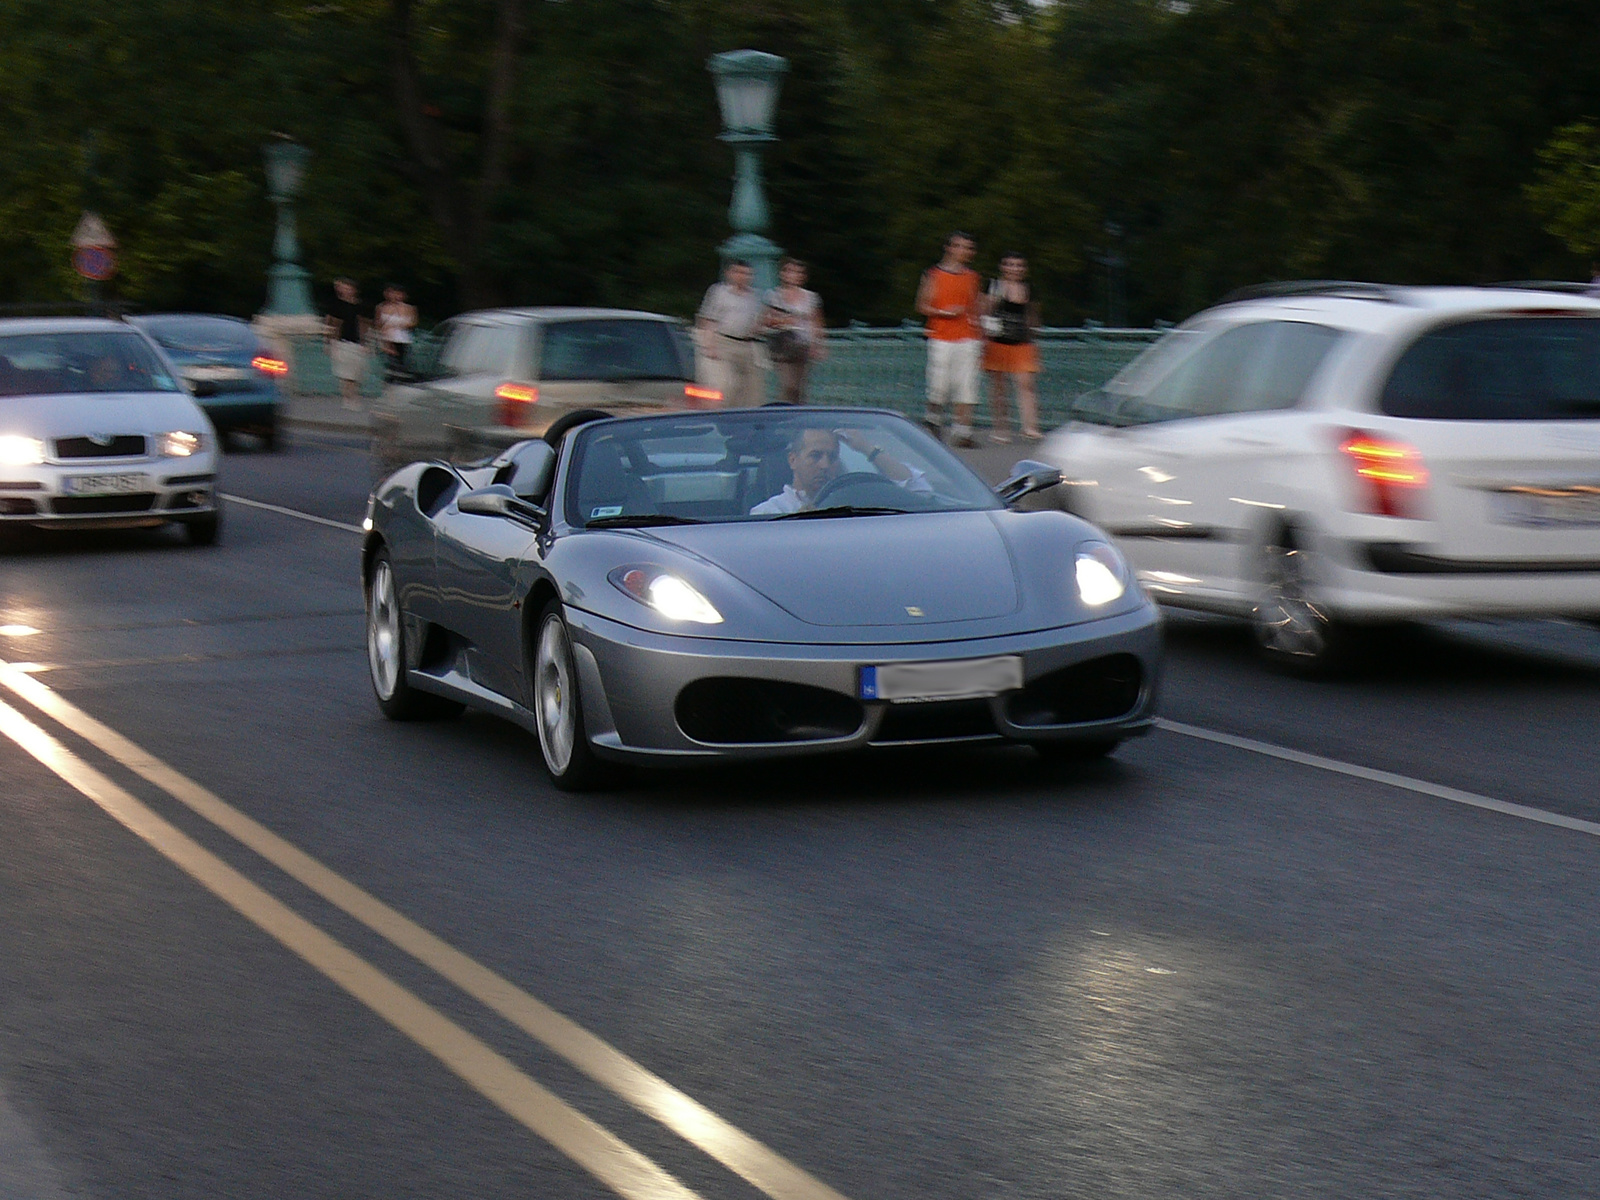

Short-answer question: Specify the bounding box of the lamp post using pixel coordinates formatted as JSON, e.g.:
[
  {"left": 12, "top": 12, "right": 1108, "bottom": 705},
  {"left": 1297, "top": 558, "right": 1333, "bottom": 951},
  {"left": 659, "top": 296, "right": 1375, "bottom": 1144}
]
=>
[
  {"left": 707, "top": 50, "right": 787, "bottom": 291},
  {"left": 262, "top": 136, "right": 315, "bottom": 317}
]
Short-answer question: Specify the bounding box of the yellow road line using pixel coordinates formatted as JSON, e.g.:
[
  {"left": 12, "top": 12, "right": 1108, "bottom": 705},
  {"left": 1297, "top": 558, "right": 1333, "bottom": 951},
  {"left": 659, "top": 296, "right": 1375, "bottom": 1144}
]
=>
[
  {"left": 0, "top": 694, "right": 699, "bottom": 1200},
  {"left": 0, "top": 659, "right": 851, "bottom": 1200}
]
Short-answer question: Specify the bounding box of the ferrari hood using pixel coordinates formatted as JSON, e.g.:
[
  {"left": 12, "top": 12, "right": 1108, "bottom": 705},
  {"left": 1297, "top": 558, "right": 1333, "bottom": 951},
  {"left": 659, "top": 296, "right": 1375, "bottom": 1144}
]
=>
[{"left": 645, "top": 511, "right": 1020, "bottom": 627}]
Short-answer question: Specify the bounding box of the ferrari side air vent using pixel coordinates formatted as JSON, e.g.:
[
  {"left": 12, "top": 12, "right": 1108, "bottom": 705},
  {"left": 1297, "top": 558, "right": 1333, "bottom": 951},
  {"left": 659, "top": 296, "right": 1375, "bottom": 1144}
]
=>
[
  {"left": 676, "top": 678, "right": 862, "bottom": 744},
  {"left": 1006, "top": 653, "right": 1144, "bottom": 727}
]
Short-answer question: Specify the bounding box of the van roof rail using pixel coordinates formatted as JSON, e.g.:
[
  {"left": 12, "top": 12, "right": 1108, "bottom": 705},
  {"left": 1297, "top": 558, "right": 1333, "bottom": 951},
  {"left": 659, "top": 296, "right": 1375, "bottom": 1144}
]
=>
[
  {"left": 1218, "top": 280, "right": 1403, "bottom": 305},
  {"left": 1486, "top": 280, "right": 1598, "bottom": 295}
]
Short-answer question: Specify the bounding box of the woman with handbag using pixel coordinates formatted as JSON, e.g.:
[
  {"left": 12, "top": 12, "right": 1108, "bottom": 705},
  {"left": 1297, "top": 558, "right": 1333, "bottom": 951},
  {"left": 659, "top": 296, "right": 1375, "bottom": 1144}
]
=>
[
  {"left": 763, "top": 258, "right": 826, "bottom": 405},
  {"left": 981, "top": 253, "right": 1043, "bottom": 441}
]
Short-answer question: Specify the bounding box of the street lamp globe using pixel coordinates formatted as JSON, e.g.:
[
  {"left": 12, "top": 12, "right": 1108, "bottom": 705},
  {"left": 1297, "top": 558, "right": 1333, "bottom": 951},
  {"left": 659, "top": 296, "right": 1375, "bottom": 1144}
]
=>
[
  {"left": 708, "top": 49, "right": 787, "bottom": 139},
  {"left": 707, "top": 50, "right": 788, "bottom": 292},
  {"left": 262, "top": 136, "right": 310, "bottom": 204}
]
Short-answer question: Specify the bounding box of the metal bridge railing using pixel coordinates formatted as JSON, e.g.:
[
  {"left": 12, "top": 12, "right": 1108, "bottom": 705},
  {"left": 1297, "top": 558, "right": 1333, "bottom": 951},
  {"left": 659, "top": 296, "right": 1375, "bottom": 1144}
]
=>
[{"left": 801, "top": 325, "right": 1163, "bottom": 426}]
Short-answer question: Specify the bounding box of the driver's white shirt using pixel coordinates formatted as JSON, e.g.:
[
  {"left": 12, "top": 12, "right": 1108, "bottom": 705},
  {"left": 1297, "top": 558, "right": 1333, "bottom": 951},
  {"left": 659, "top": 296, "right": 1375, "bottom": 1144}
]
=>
[{"left": 750, "top": 468, "right": 931, "bottom": 516}]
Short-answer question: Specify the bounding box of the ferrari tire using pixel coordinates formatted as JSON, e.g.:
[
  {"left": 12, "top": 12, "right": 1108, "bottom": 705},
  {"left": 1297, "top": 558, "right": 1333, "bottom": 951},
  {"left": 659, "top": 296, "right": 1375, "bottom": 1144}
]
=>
[
  {"left": 366, "top": 549, "right": 464, "bottom": 720},
  {"left": 532, "top": 599, "right": 611, "bottom": 791},
  {"left": 1033, "top": 738, "right": 1120, "bottom": 763}
]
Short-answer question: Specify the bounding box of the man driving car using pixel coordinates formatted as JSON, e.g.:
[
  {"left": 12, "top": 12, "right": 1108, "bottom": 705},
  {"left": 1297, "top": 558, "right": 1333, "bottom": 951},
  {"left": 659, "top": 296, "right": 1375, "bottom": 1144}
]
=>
[{"left": 750, "top": 425, "right": 932, "bottom": 515}]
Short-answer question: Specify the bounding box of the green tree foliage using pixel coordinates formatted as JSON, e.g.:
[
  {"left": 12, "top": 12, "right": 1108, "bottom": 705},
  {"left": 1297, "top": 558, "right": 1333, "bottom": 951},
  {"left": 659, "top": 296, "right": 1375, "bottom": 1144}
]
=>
[
  {"left": 1, "top": 0, "right": 1599, "bottom": 324},
  {"left": 1527, "top": 121, "right": 1600, "bottom": 260}
]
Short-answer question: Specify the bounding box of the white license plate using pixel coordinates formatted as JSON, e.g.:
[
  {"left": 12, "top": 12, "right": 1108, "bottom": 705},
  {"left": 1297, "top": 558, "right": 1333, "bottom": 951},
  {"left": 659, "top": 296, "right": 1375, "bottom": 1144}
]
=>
[
  {"left": 63, "top": 472, "right": 148, "bottom": 495},
  {"left": 1491, "top": 490, "right": 1600, "bottom": 527},
  {"left": 186, "top": 365, "right": 244, "bottom": 381},
  {"left": 860, "top": 655, "right": 1023, "bottom": 703}
]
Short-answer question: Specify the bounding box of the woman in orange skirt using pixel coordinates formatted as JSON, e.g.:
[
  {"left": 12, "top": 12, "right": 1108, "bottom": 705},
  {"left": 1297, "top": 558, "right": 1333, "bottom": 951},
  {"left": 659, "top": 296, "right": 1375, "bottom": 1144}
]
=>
[{"left": 982, "top": 253, "right": 1043, "bottom": 441}]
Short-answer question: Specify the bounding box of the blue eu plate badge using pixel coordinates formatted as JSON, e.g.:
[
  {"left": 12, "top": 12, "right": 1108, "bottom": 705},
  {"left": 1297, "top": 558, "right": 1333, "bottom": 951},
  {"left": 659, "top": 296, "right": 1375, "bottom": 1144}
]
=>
[{"left": 859, "top": 666, "right": 879, "bottom": 700}]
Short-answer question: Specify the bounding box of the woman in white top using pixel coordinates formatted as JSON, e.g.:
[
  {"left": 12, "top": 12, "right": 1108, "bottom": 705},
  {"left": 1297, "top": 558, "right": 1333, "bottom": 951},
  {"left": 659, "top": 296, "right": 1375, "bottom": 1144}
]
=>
[
  {"left": 763, "top": 258, "right": 826, "bottom": 405},
  {"left": 375, "top": 284, "right": 417, "bottom": 372}
]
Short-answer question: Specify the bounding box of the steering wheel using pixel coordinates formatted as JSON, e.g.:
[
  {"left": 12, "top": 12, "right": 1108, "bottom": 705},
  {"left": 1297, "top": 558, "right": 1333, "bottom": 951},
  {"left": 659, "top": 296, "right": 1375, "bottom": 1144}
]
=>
[{"left": 811, "top": 470, "right": 923, "bottom": 510}]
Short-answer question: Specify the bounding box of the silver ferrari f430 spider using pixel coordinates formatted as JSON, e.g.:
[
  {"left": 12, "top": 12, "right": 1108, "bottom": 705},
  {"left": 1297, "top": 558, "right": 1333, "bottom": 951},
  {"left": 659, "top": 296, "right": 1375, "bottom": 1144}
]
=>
[{"left": 362, "top": 407, "right": 1162, "bottom": 788}]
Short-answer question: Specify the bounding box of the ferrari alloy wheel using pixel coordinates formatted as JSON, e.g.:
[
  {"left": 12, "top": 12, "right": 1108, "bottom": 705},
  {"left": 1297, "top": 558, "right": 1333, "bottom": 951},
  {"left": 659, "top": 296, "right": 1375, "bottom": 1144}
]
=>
[
  {"left": 533, "top": 600, "right": 609, "bottom": 791},
  {"left": 369, "top": 557, "right": 403, "bottom": 700},
  {"left": 366, "top": 549, "right": 463, "bottom": 720},
  {"left": 1251, "top": 532, "right": 1353, "bottom": 674}
]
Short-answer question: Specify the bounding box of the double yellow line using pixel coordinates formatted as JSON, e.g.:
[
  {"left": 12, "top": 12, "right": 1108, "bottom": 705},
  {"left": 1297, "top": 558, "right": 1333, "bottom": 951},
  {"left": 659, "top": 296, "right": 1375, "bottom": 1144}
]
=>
[{"left": 0, "top": 658, "right": 850, "bottom": 1200}]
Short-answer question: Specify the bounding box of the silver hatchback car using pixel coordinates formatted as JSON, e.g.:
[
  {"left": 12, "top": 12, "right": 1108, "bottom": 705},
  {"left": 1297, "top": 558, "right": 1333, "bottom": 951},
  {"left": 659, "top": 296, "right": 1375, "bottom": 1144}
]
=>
[{"left": 0, "top": 317, "right": 220, "bottom": 544}]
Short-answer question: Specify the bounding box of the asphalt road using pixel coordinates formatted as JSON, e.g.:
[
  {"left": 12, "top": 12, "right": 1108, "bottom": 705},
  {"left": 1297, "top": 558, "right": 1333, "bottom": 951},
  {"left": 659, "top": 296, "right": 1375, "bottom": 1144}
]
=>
[{"left": 2, "top": 429, "right": 1599, "bottom": 1199}]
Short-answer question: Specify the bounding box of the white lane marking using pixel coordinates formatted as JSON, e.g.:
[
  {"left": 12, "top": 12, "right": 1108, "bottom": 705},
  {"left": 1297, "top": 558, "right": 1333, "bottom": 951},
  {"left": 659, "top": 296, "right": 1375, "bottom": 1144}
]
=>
[
  {"left": 220, "top": 493, "right": 363, "bottom": 534},
  {"left": 0, "top": 695, "right": 700, "bottom": 1200},
  {"left": 0, "top": 659, "right": 854, "bottom": 1200},
  {"left": 1156, "top": 718, "right": 1600, "bottom": 839},
  {"left": 0, "top": 1081, "right": 73, "bottom": 1200}
]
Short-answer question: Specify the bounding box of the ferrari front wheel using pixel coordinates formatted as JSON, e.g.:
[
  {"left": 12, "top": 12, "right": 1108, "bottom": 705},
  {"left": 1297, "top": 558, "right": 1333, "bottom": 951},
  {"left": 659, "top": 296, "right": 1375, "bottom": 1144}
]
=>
[
  {"left": 533, "top": 600, "right": 609, "bottom": 791},
  {"left": 366, "top": 549, "right": 463, "bottom": 721}
]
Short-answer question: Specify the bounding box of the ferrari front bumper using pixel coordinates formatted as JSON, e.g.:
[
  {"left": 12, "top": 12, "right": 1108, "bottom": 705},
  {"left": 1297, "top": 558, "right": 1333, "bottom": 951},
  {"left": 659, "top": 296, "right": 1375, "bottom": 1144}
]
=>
[{"left": 563, "top": 602, "right": 1163, "bottom": 763}]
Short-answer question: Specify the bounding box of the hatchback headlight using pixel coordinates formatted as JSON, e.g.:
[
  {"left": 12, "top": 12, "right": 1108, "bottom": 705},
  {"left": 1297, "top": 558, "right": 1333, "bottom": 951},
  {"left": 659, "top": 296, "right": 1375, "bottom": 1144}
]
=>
[
  {"left": 158, "top": 431, "right": 203, "bottom": 458},
  {"left": 609, "top": 566, "right": 723, "bottom": 624},
  {"left": 0, "top": 435, "right": 46, "bottom": 466},
  {"left": 1075, "top": 541, "right": 1128, "bottom": 607}
]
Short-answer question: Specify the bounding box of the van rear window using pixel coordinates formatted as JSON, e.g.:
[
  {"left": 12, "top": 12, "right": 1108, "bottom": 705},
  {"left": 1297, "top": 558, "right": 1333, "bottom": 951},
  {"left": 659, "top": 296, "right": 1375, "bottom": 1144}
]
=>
[{"left": 1381, "top": 317, "right": 1600, "bottom": 420}]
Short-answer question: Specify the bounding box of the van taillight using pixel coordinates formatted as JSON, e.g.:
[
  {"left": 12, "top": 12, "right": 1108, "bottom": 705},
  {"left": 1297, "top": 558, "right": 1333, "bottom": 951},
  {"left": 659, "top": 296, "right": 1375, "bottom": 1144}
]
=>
[
  {"left": 494, "top": 382, "right": 539, "bottom": 426},
  {"left": 684, "top": 384, "right": 722, "bottom": 407},
  {"left": 1339, "top": 430, "right": 1429, "bottom": 517}
]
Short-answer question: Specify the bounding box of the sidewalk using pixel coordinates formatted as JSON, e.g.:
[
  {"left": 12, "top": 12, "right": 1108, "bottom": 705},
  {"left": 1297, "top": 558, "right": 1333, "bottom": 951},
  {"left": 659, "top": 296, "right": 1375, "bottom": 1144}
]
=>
[{"left": 283, "top": 392, "right": 373, "bottom": 435}]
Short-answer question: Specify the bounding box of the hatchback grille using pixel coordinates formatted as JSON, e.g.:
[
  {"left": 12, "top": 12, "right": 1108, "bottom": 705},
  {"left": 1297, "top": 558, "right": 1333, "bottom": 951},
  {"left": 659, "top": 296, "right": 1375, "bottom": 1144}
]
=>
[
  {"left": 50, "top": 494, "right": 157, "bottom": 515},
  {"left": 55, "top": 435, "right": 146, "bottom": 459}
]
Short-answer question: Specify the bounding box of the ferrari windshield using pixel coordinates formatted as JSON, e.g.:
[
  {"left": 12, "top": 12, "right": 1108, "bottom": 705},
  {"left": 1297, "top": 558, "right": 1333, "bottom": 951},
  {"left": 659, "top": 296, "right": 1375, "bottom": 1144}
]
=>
[{"left": 565, "top": 409, "right": 1002, "bottom": 527}]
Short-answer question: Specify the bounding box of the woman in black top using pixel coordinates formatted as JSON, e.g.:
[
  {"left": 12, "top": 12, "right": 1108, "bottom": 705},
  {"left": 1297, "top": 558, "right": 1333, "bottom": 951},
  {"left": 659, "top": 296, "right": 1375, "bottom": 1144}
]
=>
[{"left": 981, "top": 253, "right": 1042, "bottom": 440}]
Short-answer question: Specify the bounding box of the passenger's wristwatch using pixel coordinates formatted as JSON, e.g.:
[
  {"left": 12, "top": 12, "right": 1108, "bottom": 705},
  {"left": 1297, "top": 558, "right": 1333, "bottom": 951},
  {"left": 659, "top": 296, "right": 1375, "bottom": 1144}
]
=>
[{"left": 867, "top": 446, "right": 883, "bottom": 464}]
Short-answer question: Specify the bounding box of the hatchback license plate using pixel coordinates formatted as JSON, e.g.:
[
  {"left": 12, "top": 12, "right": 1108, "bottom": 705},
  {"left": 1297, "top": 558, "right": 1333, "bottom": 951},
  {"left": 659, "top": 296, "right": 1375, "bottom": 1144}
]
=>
[
  {"left": 1492, "top": 490, "right": 1600, "bottom": 527},
  {"left": 861, "top": 655, "right": 1023, "bottom": 703},
  {"left": 63, "top": 472, "right": 147, "bottom": 495}
]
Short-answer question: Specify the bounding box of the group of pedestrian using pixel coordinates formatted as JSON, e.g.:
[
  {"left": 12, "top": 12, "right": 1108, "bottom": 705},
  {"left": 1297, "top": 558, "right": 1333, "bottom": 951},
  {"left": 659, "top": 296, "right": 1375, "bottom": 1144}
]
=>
[
  {"left": 324, "top": 279, "right": 417, "bottom": 408},
  {"left": 693, "top": 233, "right": 1041, "bottom": 441},
  {"left": 916, "top": 231, "right": 1041, "bottom": 446},
  {"left": 694, "top": 257, "right": 826, "bottom": 407}
]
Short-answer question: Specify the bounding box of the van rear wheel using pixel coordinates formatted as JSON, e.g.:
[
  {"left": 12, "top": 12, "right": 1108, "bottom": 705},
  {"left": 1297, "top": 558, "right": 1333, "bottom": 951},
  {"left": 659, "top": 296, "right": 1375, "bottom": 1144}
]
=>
[{"left": 1251, "top": 532, "right": 1358, "bottom": 674}]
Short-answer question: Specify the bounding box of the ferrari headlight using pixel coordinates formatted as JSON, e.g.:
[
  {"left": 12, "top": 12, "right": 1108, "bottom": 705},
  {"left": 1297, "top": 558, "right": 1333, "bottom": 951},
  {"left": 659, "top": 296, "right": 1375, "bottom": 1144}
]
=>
[
  {"left": 1075, "top": 541, "right": 1128, "bottom": 607},
  {"left": 0, "top": 435, "right": 45, "bottom": 466},
  {"left": 158, "top": 431, "right": 203, "bottom": 458},
  {"left": 609, "top": 567, "right": 723, "bottom": 624}
]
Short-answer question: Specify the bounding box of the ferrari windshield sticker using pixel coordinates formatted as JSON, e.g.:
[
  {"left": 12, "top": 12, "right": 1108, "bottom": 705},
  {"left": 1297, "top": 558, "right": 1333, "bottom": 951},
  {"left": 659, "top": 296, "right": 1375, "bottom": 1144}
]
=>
[{"left": 590, "top": 505, "right": 624, "bottom": 519}]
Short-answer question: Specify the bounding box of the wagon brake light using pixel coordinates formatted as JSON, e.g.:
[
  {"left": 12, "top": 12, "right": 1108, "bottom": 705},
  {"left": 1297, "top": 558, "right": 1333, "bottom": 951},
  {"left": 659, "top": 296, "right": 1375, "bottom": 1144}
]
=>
[
  {"left": 684, "top": 384, "right": 723, "bottom": 407},
  {"left": 251, "top": 355, "right": 288, "bottom": 376},
  {"left": 1338, "top": 430, "right": 1429, "bottom": 517},
  {"left": 495, "top": 382, "right": 540, "bottom": 427}
]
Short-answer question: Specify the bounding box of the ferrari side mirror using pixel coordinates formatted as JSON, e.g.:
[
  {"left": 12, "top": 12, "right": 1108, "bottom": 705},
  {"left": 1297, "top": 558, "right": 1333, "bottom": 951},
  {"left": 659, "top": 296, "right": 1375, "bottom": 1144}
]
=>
[
  {"left": 457, "top": 484, "right": 546, "bottom": 527},
  {"left": 996, "top": 460, "right": 1062, "bottom": 505}
]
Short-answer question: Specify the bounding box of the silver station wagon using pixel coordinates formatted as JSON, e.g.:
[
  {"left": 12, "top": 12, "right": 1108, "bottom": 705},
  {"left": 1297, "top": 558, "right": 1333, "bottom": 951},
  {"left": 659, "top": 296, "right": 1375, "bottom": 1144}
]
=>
[{"left": 371, "top": 307, "right": 709, "bottom": 474}]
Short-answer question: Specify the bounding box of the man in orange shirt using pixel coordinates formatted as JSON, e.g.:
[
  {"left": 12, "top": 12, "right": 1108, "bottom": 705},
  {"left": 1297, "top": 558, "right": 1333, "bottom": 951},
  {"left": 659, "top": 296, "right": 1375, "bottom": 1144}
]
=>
[{"left": 915, "top": 232, "right": 985, "bottom": 446}]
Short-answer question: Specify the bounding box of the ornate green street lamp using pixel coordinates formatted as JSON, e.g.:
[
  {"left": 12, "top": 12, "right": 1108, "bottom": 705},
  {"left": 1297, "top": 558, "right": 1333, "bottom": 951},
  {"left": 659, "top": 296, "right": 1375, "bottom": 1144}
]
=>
[
  {"left": 707, "top": 50, "right": 787, "bottom": 291},
  {"left": 262, "top": 136, "right": 315, "bottom": 317}
]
